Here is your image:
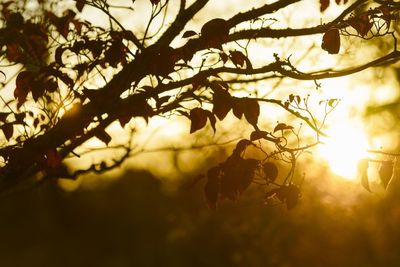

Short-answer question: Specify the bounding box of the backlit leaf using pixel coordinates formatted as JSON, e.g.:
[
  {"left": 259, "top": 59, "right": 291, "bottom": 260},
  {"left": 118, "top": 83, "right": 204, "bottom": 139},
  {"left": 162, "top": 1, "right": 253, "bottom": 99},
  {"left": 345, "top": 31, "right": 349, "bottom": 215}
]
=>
[
  {"left": 76, "top": 0, "right": 86, "bottom": 12},
  {"left": 243, "top": 98, "right": 260, "bottom": 127},
  {"left": 379, "top": 161, "right": 394, "bottom": 190},
  {"left": 189, "top": 108, "right": 208, "bottom": 133},
  {"left": 1, "top": 123, "right": 13, "bottom": 141},
  {"left": 182, "top": 30, "right": 197, "bottom": 38},
  {"left": 358, "top": 158, "right": 370, "bottom": 192},
  {"left": 250, "top": 130, "right": 269, "bottom": 141},
  {"left": 212, "top": 89, "right": 231, "bottom": 120},
  {"left": 0, "top": 112, "right": 10, "bottom": 122},
  {"left": 320, "top": 0, "right": 329, "bottom": 12},
  {"left": 201, "top": 18, "right": 229, "bottom": 39},
  {"left": 361, "top": 173, "right": 371, "bottom": 192},
  {"left": 230, "top": 50, "right": 249, "bottom": 67},
  {"left": 263, "top": 162, "right": 278, "bottom": 182},
  {"left": 349, "top": 14, "right": 372, "bottom": 37},
  {"left": 233, "top": 139, "right": 252, "bottom": 156},
  {"left": 232, "top": 98, "right": 244, "bottom": 119},
  {"left": 274, "top": 123, "right": 294, "bottom": 133},
  {"left": 14, "top": 71, "right": 34, "bottom": 108},
  {"left": 321, "top": 28, "right": 340, "bottom": 54}
]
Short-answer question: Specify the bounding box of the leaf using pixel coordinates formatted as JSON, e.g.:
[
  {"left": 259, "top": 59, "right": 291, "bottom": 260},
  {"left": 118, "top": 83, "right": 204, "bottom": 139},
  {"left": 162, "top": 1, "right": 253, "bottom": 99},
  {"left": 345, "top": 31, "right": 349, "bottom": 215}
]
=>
[
  {"left": 76, "top": 0, "right": 86, "bottom": 12},
  {"left": 358, "top": 159, "right": 370, "bottom": 192},
  {"left": 220, "top": 157, "right": 258, "bottom": 200},
  {"left": 212, "top": 89, "right": 232, "bottom": 120},
  {"left": 243, "top": 98, "right": 260, "bottom": 127},
  {"left": 220, "top": 52, "right": 228, "bottom": 64},
  {"left": 361, "top": 172, "right": 371, "bottom": 192},
  {"left": 14, "top": 71, "right": 34, "bottom": 108},
  {"left": 1, "top": 123, "right": 13, "bottom": 141},
  {"left": 232, "top": 97, "right": 244, "bottom": 119},
  {"left": 250, "top": 130, "right": 269, "bottom": 141},
  {"left": 349, "top": 14, "right": 372, "bottom": 37},
  {"left": 267, "top": 185, "right": 300, "bottom": 209},
  {"left": 189, "top": 108, "right": 208, "bottom": 133},
  {"left": 182, "top": 30, "right": 197, "bottom": 38},
  {"left": 205, "top": 166, "right": 221, "bottom": 210},
  {"left": 229, "top": 50, "right": 248, "bottom": 68},
  {"left": 200, "top": 18, "right": 229, "bottom": 49},
  {"left": 379, "top": 161, "right": 394, "bottom": 190},
  {"left": 95, "top": 129, "right": 112, "bottom": 145},
  {"left": 232, "top": 139, "right": 252, "bottom": 156},
  {"left": 201, "top": 18, "right": 229, "bottom": 39},
  {"left": 0, "top": 112, "right": 10, "bottom": 122},
  {"left": 55, "top": 46, "right": 65, "bottom": 65},
  {"left": 263, "top": 162, "right": 278, "bottom": 182},
  {"left": 205, "top": 110, "right": 217, "bottom": 133},
  {"left": 150, "top": 0, "right": 160, "bottom": 5},
  {"left": 321, "top": 28, "right": 340, "bottom": 54},
  {"left": 320, "top": 0, "right": 330, "bottom": 12},
  {"left": 273, "top": 123, "right": 294, "bottom": 133}
]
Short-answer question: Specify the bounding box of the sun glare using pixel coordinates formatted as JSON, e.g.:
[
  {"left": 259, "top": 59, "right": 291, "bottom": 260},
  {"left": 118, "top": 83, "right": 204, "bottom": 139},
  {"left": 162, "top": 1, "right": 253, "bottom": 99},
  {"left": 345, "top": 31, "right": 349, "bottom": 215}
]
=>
[{"left": 317, "top": 122, "right": 369, "bottom": 180}]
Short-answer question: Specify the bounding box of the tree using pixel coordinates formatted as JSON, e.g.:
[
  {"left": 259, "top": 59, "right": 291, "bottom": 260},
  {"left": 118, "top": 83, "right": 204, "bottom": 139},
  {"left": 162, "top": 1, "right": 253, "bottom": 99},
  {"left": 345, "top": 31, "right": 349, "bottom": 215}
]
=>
[{"left": 0, "top": 0, "right": 399, "bottom": 207}]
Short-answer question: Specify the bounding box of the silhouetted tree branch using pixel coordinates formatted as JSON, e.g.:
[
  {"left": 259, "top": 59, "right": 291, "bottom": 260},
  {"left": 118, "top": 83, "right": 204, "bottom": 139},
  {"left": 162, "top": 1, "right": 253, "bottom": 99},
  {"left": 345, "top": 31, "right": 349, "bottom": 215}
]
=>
[{"left": 0, "top": 0, "right": 399, "bottom": 206}]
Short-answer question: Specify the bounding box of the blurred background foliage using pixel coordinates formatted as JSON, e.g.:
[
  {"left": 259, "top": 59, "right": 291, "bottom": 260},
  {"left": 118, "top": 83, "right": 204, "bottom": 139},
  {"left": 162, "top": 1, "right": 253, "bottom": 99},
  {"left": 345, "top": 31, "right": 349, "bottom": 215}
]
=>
[{"left": 2, "top": 165, "right": 400, "bottom": 267}]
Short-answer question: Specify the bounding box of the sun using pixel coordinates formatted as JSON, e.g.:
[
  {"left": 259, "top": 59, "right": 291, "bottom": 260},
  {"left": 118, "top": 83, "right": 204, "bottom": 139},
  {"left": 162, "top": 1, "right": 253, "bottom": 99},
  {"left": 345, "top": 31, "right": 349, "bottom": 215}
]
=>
[{"left": 317, "top": 122, "right": 369, "bottom": 180}]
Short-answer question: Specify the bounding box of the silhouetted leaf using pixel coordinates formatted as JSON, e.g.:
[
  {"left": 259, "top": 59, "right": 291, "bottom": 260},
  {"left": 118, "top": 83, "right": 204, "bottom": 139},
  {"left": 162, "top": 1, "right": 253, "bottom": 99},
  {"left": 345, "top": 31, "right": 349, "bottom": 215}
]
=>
[
  {"left": 233, "top": 139, "right": 252, "bottom": 156},
  {"left": 321, "top": 28, "right": 340, "bottom": 54},
  {"left": 230, "top": 50, "right": 247, "bottom": 68},
  {"left": 349, "top": 14, "right": 372, "bottom": 37},
  {"left": 14, "top": 71, "right": 34, "bottom": 108},
  {"left": 220, "top": 52, "right": 228, "bottom": 64},
  {"left": 250, "top": 130, "right": 269, "bottom": 141},
  {"left": 232, "top": 97, "right": 244, "bottom": 119},
  {"left": 379, "top": 161, "right": 394, "bottom": 189},
  {"left": 0, "top": 112, "right": 10, "bottom": 122},
  {"left": 1, "top": 123, "right": 13, "bottom": 141},
  {"left": 220, "top": 157, "right": 258, "bottom": 200},
  {"left": 243, "top": 98, "right": 259, "bottom": 127},
  {"left": 201, "top": 18, "right": 229, "bottom": 49},
  {"left": 182, "top": 30, "right": 197, "bottom": 38},
  {"left": 274, "top": 123, "right": 294, "bottom": 133},
  {"left": 205, "top": 110, "right": 217, "bottom": 133},
  {"left": 201, "top": 18, "right": 229, "bottom": 39},
  {"left": 189, "top": 108, "right": 208, "bottom": 133},
  {"left": 361, "top": 173, "right": 371, "bottom": 192},
  {"left": 55, "top": 46, "right": 65, "bottom": 65},
  {"left": 263, "top": 162, "right": 278, "bottom": 182},
  {"left": 267, "top": 185, "right": 300, "bottom": 209},
  {"left": 212, "top": 87, "right": 231, "bottom": 120},
  {"left": 358, "top": 159, "right": 371, "bottom": 192},
  {"left": 320, "top": 0, "right": 330, "bottom": 12},
  {"left": 76, "top": 0, "right": 86, "bottom": 12},
  {"left": 150, "top": 0, "right": 161, "bottom": 5}
]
